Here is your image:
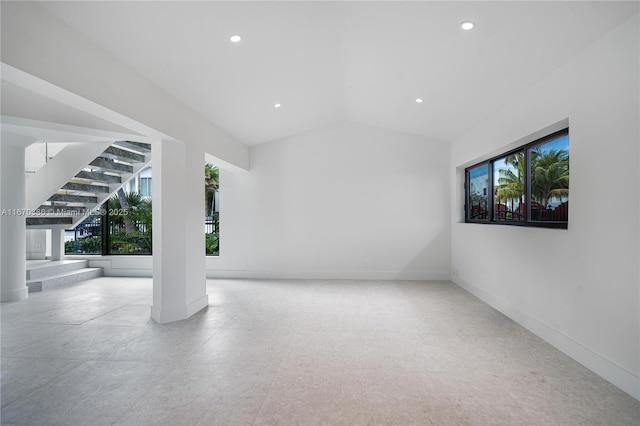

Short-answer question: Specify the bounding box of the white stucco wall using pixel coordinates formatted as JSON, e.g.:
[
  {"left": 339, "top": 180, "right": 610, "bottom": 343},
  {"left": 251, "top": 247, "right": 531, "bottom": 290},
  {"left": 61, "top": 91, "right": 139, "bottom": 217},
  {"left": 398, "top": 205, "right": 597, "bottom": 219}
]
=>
[
  {"left": 450, "top": 14, "right": 639, "bottom": 398},
  {"left": 207, "top": 122, "right": 451, "bottom": 280}
]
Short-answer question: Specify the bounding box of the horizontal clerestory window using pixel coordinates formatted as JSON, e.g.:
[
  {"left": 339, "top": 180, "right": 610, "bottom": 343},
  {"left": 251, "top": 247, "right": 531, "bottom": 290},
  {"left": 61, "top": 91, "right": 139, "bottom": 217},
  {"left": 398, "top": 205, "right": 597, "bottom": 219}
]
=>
[{"left": 465, "top": 128, "right": 569, "bottom": 229}]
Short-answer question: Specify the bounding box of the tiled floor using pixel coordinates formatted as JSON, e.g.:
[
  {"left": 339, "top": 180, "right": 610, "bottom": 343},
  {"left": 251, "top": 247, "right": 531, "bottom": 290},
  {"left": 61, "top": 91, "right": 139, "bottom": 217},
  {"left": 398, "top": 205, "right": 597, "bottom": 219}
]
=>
[{"left": 1, "top": 277, "right": 638, "bottom": 425}]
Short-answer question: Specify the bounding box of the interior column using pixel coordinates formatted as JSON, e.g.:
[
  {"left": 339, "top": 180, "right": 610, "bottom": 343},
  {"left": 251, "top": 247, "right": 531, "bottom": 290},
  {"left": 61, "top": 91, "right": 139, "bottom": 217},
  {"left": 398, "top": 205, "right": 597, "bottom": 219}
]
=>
[
  {"left": 0, "top": 134, "right": 31, "bottom": 302},
  {"left": 50, "top": 229, "right": 65, "bottom": 261},
  {"left": 150, "top": 139, "right": 207, "bottom": 323}
]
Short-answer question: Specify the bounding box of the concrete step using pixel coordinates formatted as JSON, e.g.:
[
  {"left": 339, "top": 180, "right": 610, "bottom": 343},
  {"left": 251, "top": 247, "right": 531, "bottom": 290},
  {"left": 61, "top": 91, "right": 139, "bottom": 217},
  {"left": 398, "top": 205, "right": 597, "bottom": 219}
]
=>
[
  {"left": 89, "top": 157, "right": 133, "bottom": 174},
  {"left": 26, "top": 259, "right": 88, "bottom": 280},
  {"left": 26, "top": 267, "right": 103, "bottom": 293},
  {"left": 36, "top": 205, "right": 88, "bottom": 216},
  {"left": 26, "top": 217, "right": 73, "bottom": 227},
  {"left": 75, "top": 170, "right": 122, "bottom": 184},
  {"left": 113, "top": 141, "right": 152, "bottom": 153},
  {"left": 61, "top": 182, "right": 110, "bottom": 193},
  {"left": 102, "top": 146, "right": 146, "bottom": 163},
  {"left": 49, "top": 193, "right": 98, "bottom": 204}
]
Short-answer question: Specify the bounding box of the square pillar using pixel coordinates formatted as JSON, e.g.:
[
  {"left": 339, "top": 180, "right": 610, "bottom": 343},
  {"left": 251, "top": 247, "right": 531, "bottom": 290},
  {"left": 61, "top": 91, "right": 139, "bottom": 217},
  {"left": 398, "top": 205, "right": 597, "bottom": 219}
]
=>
[
  {"left": 1, "top": 136, "right": 30, "bottom": 302},
  {"left": 150, "top": 139, "right": 207, "bottom": 323},
  {"left": 50, "top": 228, "right": 65, "bottom": 261}
]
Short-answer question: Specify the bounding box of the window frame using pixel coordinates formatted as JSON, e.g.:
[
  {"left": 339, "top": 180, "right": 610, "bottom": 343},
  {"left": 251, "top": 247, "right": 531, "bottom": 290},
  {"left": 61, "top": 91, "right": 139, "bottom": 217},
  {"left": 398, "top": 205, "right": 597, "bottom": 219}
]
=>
[
  {"left": 465, "top": 162, "right": 491, "bottom": 222},
  {"left": 140, "top": 177, "right": 152, "bottom": 197},
  {"left": 464, "top": 128, "right": 569, "bottom": 229}
]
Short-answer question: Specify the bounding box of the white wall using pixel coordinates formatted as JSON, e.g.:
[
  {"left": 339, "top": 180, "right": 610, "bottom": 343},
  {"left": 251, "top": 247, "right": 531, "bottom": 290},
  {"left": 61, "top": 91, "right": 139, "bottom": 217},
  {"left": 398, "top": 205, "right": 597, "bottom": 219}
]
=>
[
  {"left": 25, "top": 142, "right": 68, "bottom": 174},
  {"left": 207, "top": 122, "right": 450, "bottom": 280},
  {"left": 25, "top": 229, "right": 46, "bottom": 260},
  {"left": 450, "top": 14, "right": 639, "bottom": 399},
  {"left": 85, "top": 256, "right": 153, "bottom": 277}
]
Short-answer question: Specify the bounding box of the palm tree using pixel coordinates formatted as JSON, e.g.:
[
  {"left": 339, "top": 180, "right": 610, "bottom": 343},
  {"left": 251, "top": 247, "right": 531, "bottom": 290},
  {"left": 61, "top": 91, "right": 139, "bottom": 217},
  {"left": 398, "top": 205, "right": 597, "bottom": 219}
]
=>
[
  {"left": 109, "top": 192, "right": 152, "bottom": 232},
  {"left": 108, "top": 191, "right": 152, "bottom": 253},
  {"left": 115, "top": 188, "right": 131, "bottom": 232},
  {"left": 495, "top": 153, "right": 525, "bottom": 217},
  {"left": 530, "top": 148, "right": 569, "bottom": 208},
  {"left": 204, "top": 163, "right": 219, "bottom": 216}
]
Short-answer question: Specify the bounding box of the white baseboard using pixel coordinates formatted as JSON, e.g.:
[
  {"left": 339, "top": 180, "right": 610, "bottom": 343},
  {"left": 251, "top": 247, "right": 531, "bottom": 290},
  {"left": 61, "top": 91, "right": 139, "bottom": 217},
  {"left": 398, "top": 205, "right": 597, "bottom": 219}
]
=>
[
  {"left": 453, "top": 276, "right": 640, "bottom": 401},
  {"left": 151, "top": 294, "right": 208, "bottom": 324},
  {"left": 84, "top": 257, "right": 153, "bottom": 277},
  {"left": 72, "top": 256, "right": 449, "bottom": 281},
  {"left": 205, "top": 269, "right": 450, "bottom": 281}
]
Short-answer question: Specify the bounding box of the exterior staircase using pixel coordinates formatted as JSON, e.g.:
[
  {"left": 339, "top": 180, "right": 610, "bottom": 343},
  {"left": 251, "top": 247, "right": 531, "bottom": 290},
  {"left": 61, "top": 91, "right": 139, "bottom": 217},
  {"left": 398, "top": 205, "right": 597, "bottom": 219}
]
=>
[
  {"left": 26, "top": 260, "right": 103, "bottom": 293},
  {"left": 26, "top": 141, "right": 151, "bottom": 229}
]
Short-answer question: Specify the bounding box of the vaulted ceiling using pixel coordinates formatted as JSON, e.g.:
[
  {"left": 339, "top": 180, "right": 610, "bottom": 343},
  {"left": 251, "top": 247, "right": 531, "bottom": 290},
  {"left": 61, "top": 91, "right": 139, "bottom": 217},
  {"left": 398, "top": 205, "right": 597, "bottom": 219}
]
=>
[{"left": 10, "top": 1, "right": 640, "bottom": 146}]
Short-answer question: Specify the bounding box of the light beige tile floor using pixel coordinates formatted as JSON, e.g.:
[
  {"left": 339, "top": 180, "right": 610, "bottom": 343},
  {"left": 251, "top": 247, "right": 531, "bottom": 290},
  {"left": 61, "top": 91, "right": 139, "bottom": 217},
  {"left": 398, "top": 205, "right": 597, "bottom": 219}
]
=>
[{"left": 1, "top": 277, "right": 638, "bottom": 425}]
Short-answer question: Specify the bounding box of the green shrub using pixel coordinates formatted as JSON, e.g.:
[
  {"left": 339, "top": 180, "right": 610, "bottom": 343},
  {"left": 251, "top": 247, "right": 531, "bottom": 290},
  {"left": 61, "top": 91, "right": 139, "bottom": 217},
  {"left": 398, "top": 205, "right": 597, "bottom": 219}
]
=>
[
  {"left": 205, "top": 233, "right": 219, "bottom": 255},
  {"left": 110, "top": 231, "right": 152, "bottom": 254},
  {"left": 64, "top": 235, "right": 101, "bottom": 254}
]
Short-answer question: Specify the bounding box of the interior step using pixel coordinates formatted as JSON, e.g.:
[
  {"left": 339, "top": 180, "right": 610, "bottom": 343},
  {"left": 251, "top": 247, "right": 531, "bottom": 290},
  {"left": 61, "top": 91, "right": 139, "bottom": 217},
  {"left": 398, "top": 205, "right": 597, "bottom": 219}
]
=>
[
  {"left": 49, "top": 193, "right": 98, "bottom": 204},
  {"left": 26, "top": 259, "right": 89, "bottom": 280},
  {"left": 113, "top": 141, "right": 152, "bottom": 153},
  {"left": 26, "top": 267, "right": 104, "bottom": 293},
  {"left": 89, "top": 157, "right": 133, "bottom": 173},
  {"left": 37, "top": 205, "right": 88, "bottom": 215},
  {"left": 26, "top": 217, "right": 73, "bottom": 227},
  {"left": 61, "top": 182, "right": 110, "bottom": 193},
  {"left": 102, "top": 146, "right": 146, "bottom": 163},
  {"left": 75, "top": 170, "right": 122, "bottom": 184}
]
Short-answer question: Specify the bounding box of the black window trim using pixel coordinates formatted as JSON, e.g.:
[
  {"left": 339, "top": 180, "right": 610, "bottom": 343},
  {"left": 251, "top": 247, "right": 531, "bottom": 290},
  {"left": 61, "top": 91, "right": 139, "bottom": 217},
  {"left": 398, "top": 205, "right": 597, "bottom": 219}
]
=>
[{"left": 464, "top": 127, "right": 569, "bottom": 229}]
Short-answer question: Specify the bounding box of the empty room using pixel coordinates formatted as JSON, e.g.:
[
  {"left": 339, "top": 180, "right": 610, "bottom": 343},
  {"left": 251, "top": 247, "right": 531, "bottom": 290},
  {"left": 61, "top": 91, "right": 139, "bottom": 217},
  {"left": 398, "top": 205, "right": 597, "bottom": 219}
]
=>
[{"left": 1, "top": 1, "right": 639, "bottom": 425}]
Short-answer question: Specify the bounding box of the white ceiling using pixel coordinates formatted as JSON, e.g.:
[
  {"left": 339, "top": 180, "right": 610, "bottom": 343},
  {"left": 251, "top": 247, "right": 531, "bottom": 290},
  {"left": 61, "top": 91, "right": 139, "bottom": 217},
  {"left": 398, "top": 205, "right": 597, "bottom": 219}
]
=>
[{"left": 32, "top": 1, "right": 639, "bottom": 146}]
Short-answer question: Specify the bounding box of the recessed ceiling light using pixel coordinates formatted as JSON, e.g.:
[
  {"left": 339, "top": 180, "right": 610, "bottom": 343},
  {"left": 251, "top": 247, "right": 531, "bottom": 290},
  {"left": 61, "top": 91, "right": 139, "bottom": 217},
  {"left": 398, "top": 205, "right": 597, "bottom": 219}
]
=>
[
  {"left": 415, "top": 98, "right": 424, "bottom": 103},
  {"left": 230, "top": 34, "right": 242, "bottom": 43},
  {"left": 461, "top": 21, "right": 475, "bottom": 30},
  {"left": 274, "top": 103, "right": 282, "bottom": 108}
]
